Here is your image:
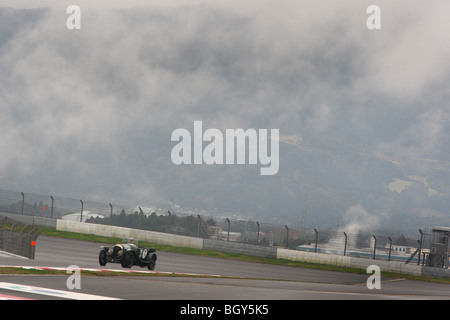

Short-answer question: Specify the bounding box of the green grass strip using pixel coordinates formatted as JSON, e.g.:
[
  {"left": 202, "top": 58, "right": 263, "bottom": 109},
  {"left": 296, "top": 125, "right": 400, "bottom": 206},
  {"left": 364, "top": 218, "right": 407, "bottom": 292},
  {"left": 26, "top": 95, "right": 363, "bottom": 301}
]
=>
[{"left": 9, "top": 227, "right": 446, "bottom": 284}]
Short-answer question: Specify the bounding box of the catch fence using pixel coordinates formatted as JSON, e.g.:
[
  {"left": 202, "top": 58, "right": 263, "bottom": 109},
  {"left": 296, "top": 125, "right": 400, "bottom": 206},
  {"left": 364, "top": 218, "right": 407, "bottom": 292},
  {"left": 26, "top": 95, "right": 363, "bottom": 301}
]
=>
[
  {"left": 0, "top": 189, "right": 426, "bottom": 263},
  {"left": 0, "top": 216, "right": 40, "bottom": 259}
]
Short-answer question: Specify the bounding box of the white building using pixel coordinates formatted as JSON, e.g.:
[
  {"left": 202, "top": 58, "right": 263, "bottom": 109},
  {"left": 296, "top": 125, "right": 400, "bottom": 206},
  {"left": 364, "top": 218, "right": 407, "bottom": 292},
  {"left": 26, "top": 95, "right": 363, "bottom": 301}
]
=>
[{"left": 385, "top": 234, "right": 415, "bottom": 255}]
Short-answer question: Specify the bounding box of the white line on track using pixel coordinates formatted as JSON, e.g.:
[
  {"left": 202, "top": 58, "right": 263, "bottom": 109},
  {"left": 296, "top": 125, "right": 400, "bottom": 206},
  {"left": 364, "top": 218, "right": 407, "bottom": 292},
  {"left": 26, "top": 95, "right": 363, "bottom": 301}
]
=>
[
  {"left": 0, "top": 293, "right": 35, "bottom": 300},
  {"left": 0, "top": 282, "right": 121, "bottom": 300},
  {"left": 0, "top": 251, "right": 28, "bottom": 259},
  {"left": 0, "top": 265, "right": 237, "bottom": 300},
  {"left": 0, "top": 265, "right": 226, "bottom": 277}
]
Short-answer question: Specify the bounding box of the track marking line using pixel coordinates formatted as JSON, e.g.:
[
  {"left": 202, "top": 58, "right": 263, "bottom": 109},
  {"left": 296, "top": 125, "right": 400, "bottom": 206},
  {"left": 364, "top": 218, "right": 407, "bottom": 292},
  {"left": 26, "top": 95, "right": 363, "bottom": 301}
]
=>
[
  {"left": 0, "top": 282, "right": 121, "bottom": 300},
  {"left": 0, "top": 293, "right": 35, "bottom": 300},
  {"left": 354, "top": 278, "right": 406, "bottom": 286},
  {"left": 0, "top": 251, "right": 28, "bottom": 259},
  {"left": 0, "top": 265, "right": 225, "bottom": 277}
]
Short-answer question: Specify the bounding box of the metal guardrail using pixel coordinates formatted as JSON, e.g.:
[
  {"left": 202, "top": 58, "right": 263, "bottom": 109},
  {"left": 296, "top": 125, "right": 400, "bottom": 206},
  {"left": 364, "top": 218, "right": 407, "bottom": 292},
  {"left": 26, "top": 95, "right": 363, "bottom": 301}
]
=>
[{"left": 0, "top": 216, "right": 40, "bottom": 259}]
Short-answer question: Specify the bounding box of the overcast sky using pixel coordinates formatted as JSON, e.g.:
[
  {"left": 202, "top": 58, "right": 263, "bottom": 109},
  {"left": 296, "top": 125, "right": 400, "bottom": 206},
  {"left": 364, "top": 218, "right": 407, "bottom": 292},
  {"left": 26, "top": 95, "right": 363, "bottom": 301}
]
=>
[{"left": 0, "top": 1, "right": 449, "bottom": 212}]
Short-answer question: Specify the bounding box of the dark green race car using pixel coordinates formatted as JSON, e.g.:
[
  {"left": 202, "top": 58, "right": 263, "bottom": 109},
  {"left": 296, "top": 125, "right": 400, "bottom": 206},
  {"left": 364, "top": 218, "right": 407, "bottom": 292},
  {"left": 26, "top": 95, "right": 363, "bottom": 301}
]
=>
[{"left": 98, "top": 239, "right": 157, "bottom": 270}]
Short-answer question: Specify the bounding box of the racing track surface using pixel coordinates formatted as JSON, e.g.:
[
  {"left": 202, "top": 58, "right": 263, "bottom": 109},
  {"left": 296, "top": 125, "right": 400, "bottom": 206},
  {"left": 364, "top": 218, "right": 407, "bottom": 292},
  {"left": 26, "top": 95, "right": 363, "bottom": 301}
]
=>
[{"left": 1, "top": 236, "right": 450, "bottom": 300}]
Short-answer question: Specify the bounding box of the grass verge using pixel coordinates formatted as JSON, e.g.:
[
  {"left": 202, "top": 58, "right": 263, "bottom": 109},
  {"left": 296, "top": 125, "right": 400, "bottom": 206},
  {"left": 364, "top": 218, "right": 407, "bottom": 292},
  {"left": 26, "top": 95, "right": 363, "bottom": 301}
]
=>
[
  {"left": 0, "top": 266, "right": 242, "bottom": 279},
  {"left": 2, "top": 227, "right": 450, "bottom": 284}
]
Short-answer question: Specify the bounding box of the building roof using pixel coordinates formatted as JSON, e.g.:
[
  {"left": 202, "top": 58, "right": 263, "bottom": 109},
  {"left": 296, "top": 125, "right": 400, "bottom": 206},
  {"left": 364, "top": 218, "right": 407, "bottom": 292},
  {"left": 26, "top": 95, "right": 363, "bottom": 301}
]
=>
[
  {"left": 393, "top": 234, "right": 410, "bottom": 246},
  {"left": 432, "top": 226, "right": 450, "bottom": 233}
]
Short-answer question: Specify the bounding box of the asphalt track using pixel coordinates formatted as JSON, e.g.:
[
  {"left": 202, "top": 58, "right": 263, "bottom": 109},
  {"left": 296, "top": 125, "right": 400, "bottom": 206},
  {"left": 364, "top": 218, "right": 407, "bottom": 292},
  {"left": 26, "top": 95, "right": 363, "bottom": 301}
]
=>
[{"left": 1, "top": 236, "right": 450, "bottom": 301}]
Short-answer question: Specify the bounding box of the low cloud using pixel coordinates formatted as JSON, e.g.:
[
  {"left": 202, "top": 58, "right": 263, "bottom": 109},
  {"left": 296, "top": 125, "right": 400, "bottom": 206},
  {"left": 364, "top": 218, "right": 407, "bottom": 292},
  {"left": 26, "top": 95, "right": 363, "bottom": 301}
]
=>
[{"left": 0, "top": 1, "right": 449, "bottom": 211}]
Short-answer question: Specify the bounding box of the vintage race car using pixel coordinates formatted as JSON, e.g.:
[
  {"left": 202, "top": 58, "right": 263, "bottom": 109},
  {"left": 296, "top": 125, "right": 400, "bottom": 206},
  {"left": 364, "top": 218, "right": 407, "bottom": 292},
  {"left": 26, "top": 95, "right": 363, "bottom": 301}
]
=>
[{"left": 98, "top": 239, "right": 157, "bottom": 270}]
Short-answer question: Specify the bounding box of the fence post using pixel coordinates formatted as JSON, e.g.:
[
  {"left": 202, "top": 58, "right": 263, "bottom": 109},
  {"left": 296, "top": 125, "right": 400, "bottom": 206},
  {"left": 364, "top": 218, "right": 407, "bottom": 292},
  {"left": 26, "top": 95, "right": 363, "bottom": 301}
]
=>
[
  {"left": 29, "top": 226, "right": 40, "bottom": 260},
  {"left": 80, "top": 200, "right": 84, "bottom": 222},
  {"left": 314, "top": 229, "right": 318, "bottom": 252},
  {"left": 285, "top": 225, "right": 289, "bottom": 249},
  {"left": 109, "top": 203, "right": 113, "bottom": 225},
  {"left": 343, "top": 232, "right": 347, "bottom": 256},
  {"left": 139, "top": 207, "right": 144, "bottom": 229},
  {"left": 197, "top": 215, "right": 202, "bottom": 238},
  {"left": 372, "top": 235, "right": 377, "bottom": 259},
  {"left": 50, "top": 196, "right": 54, "bottom": 218},
  {"left": 0, "top": 217, "right": 5, "bottom": 250},
  {"left": 388, "top": 237, "right": 392, "bottom": 261},
  {"left": 256, "top": 221, "right": 260, "bottom": 245},
  {"left": 21, "top": 192, "right": 25, "bottom": 214},
  {"left": 167, "top": 211, "right": 172, "bottom": 234},
  {"left": 418, "top": 229, "right": 423, "bottom": 265}
]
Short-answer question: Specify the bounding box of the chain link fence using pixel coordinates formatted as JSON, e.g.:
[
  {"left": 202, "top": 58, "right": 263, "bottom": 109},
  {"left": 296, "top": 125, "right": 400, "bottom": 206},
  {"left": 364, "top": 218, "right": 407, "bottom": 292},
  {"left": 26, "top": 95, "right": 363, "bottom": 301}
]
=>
[
  {"left": 0, "top": 189, "right": 426, "bottom": 263},
  {"left": 0, "top": 216, "right": 40, "bottom": 259}
]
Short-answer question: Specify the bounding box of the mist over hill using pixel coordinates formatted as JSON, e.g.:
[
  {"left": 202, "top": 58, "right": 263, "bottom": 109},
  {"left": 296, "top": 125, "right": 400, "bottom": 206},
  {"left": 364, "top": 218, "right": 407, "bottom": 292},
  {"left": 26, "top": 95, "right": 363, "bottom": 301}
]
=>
[
  {"left": 138, "top": 127, "right": 450, "bottom": 235},
  {"left": 1, "top": 2, "right": 449, "bottom": 236}
]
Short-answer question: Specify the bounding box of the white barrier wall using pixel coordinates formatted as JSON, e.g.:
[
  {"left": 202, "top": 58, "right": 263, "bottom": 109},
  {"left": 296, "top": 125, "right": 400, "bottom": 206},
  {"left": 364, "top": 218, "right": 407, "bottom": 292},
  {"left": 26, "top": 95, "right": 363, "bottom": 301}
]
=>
[
  {"left": 349, "top": 256, "right": 423, "bottom": 276},
  {"left": 277, "top": 248, "right": 430, "bottom": 277},
  {"left": 53, "top": 219, "right": 450, "bottom": 278},
  {"left": 56, "top": 219, "right": 204, "bottom": 249},
  {"left": 4, "top": 212, "right": 448, "bottom": 279},
  {"left": 203, "top": 239, "right": 277, "bottom": 258},
  {"left": 277, "top": 248, "right": 352, "bottom": 267}
]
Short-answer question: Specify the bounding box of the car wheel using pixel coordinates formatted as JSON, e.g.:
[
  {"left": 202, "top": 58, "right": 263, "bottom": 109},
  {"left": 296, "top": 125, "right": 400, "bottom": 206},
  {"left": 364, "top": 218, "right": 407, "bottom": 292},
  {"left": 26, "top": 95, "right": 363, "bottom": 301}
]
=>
[
  {"left": 121, "top": 251, "right": 134, "bottom": 268},
  {"left": 99, "top": 250, "right": 107, "bottom": 266},
  {"left": 148, "top": 256, "right": 156, "bottom": 270}
]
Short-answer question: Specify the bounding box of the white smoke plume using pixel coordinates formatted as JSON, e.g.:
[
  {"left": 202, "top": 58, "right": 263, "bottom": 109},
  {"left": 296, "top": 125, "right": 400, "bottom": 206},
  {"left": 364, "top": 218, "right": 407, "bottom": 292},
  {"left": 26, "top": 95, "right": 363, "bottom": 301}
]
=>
[{"left": 338, "top": 205, "right": 385, "bottom": 235}]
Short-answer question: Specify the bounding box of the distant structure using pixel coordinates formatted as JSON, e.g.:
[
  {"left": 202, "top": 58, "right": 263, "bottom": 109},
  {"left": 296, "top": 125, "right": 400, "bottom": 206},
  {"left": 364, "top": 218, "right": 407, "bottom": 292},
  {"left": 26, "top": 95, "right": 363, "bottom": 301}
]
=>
[
  {"left": 207, "top": 226, "right": 241, "bottom": 241},
  {"left": 427, "top": 226, "right": 450, "bottom": 268},
  {"left": 133, "top": 206, "right": 158, "bottom": 216},
  {"left": 386, "top": 234, "right": 415, "bottom": 255},
  {"left": 62, "top": 211, "right": 104, "bottom": 223}
]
